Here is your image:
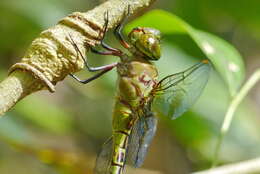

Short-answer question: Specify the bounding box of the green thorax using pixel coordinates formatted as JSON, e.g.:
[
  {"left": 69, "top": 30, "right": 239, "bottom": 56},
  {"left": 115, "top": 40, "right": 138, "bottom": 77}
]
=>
[
  {"left": 112, "top": 57, "right": 158, "bottom": 136},
  {"left": 116, "top": 58, "right": 158, "bottom": 108}
]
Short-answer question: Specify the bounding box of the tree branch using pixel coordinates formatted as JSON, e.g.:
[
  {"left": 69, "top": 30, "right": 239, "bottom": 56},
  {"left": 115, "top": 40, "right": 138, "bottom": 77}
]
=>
[
  {"left": 193, "top": 157, "right": 260, "bottom": 174},
  {"left": 0, "top": 70, "right": 42, "bottom": 114},
  {"left": 0, "top": 0, "right": 155, "bottom": 116}
]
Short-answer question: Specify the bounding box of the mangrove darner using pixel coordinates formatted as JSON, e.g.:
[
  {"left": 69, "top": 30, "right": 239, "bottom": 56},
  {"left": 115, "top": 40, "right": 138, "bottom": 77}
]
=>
[{"left": 68, "top": 11, "right": 210, "bottom": 174}]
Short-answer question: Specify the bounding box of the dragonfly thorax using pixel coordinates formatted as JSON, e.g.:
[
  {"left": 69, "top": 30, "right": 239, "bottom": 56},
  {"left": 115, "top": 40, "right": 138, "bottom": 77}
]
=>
[
  {"left": 116, "top": 60, "right": 158, "bottom": 104},
  {"left": 128, "top": 27, "right": 161, "bottom": 61}
]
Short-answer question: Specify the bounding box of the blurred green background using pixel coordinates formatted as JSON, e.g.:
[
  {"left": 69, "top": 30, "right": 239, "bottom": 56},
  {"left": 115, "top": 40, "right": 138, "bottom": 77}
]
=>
[{"left": 0, "top": 0, "right": 260, "bottom": 174}]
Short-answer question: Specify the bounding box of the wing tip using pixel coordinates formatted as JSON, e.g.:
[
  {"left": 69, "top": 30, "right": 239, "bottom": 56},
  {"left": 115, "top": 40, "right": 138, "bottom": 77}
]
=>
[{"left": 202, "top": 59, "right": 209, "bottom": 64}]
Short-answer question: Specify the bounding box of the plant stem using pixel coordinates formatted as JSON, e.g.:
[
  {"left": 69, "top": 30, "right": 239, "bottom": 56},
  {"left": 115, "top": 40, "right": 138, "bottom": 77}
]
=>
[
  {"left": 212, "top": 69, "right": 260, "bottom": 167},
  {"left": 194, "top": 157, "right": 260, "bottom": 174}
]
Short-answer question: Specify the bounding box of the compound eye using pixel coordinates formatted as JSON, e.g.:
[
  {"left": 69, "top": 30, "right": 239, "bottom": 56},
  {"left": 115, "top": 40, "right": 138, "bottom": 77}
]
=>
[{"left": 148, "top": 37, "right": 156, "bottom": 45}]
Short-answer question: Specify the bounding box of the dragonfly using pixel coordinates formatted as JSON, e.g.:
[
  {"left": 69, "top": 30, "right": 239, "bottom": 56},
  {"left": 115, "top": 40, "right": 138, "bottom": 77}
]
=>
[{"left": 68, "top": 10, "right": 210, "bottom": 174}]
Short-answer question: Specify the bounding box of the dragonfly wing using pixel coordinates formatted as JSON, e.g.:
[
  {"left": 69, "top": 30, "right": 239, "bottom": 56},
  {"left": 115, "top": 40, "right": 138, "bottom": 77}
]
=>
[
  {"left": 126, "top": 113, "right": 158, "bottom": 168},
  {"left": 94, "top": 137, "right": 113, "bottom": 174},
  {"left": 152, "top": 60, "right": 210, "bottom": 119}
]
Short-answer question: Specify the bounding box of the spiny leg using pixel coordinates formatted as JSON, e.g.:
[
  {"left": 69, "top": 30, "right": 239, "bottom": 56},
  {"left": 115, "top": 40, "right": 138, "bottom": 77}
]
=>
[
  {"left": 67, "top": 33, "right": 117, "bottom": 72},
  {"left": 114, "top": 5, "right": 131, "bottom": 49},
  {"left": 66, "top": 33, "right": 118, "bottom": 83},
  {"left": 90, "top": 11, "right": 123, "bottom": 57},
  {"left": 91, "top": 7, "right": 131, "bottom": 56},
  {"left": 69, "top": 62, "right": 117, "bottom": 84},
  {"left": 101, "top": 11, "right": 122, "bottom": 53}
]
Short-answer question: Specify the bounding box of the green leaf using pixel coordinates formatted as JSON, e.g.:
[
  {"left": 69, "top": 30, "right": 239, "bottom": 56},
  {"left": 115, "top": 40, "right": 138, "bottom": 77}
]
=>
[{"left": 126, "top": 10, "right": 245, "bottom": 96}]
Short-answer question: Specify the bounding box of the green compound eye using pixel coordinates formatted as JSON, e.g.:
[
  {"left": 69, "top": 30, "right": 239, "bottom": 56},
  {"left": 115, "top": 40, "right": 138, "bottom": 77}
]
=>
[{"left": 128, "top": 27, "right": 161, "bottom": 61}]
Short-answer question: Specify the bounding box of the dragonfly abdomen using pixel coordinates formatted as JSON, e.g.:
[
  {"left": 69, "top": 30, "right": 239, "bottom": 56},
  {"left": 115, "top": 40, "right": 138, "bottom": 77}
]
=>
[
  {"left": 110, "top": 100, "right": 134, "bottom": 174},
  {"left": 110, "top": 131, "right": 129, "bottom": 174}
]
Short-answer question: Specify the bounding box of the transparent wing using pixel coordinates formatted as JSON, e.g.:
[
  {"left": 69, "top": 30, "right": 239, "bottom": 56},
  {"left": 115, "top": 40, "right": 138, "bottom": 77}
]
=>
[
  {"left": 152, "top": 60, "right": 211, "bottom": 119},
  {"left": 126, "top": 113, "right": 158, "bottom": 168},
  {"left": 94, "top": 137, "right": 113, "bottom": 174}
]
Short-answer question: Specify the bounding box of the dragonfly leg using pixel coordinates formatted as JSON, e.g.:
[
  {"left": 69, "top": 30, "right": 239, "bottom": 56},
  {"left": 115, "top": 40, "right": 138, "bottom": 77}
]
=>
[
  {"left": 114, "top": 6, "right": 131, "bottom": 49},
  {"left": 67, "top": 32, "right": 118, "bottom": 72},
  {"left": 90, "top": 47, "right": 122, "bottom": 57},
  {"left": 69, "top": 62, "right": 117, "bottom": 84},
  {"left": 91, "top": 11, "right": 123, "bottom": 57}
]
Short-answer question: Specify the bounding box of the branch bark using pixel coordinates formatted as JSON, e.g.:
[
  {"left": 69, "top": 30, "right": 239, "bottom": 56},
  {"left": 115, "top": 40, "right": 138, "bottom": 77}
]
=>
[
  {"left": 193, "top": 157, "right": 260, "bottom": 174},
  {"left": 0, "top": 0, "right": 155, "bottom": 116}
]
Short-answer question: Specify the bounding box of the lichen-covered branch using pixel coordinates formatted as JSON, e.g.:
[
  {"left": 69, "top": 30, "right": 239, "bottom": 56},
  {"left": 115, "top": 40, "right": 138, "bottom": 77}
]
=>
[{"left": 0, "top": 0, "right": 155, "bottom": 116}]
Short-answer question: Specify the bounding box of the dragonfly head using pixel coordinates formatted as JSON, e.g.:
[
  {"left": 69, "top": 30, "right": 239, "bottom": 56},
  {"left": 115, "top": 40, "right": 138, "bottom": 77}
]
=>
[{"left": 128, "top": 27, "right": 161, "bottom": 61}]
